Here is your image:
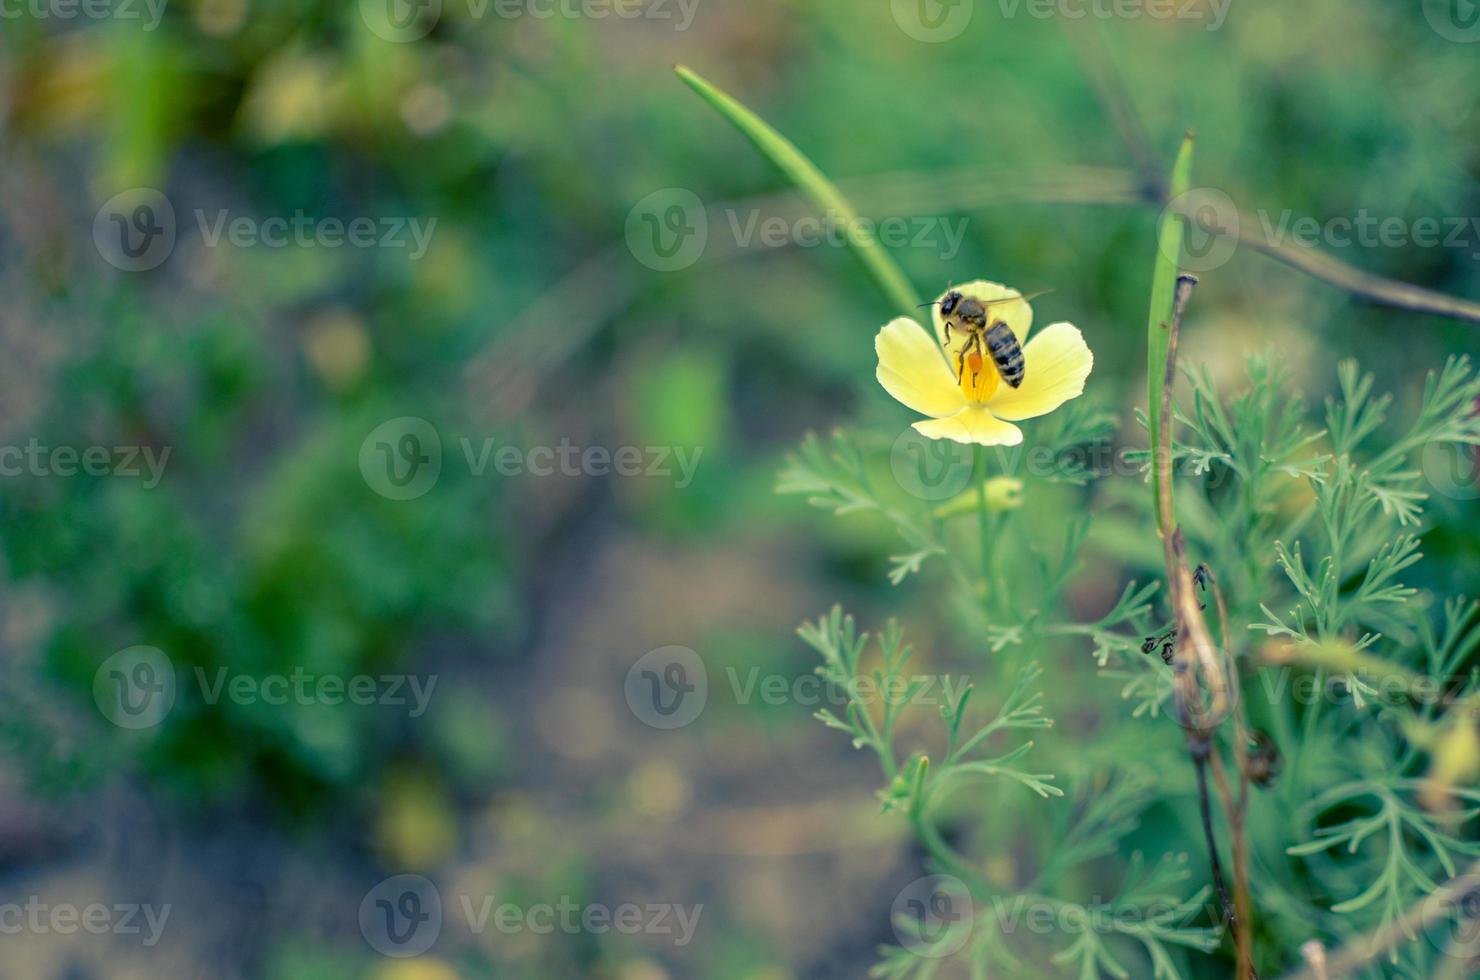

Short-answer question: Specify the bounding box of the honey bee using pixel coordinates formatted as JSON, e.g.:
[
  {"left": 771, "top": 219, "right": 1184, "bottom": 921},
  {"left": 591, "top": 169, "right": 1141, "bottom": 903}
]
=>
[{"left": 928, "top": 289, "right": 1049, "bottom": 389}]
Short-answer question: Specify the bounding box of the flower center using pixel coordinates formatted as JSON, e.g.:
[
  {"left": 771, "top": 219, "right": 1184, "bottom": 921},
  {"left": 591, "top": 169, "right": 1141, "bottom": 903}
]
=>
[{"left": 959, "top": 350, "right": 1000, "bottom": 403}]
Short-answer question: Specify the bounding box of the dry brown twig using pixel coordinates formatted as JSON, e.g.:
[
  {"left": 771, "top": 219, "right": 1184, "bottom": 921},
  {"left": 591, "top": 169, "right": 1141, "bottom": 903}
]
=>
[
  {"left": 1061, "top": 17, "right": 1480, "bottom": 327},
  {"left": 1155, "top": 273, "right": 1258, "bottom": 980}
]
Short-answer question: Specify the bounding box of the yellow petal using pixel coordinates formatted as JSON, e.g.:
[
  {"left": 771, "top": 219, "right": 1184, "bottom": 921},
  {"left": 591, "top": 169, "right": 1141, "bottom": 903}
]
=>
[
  {"left": 876, "top": 316, "right": 964, "bottom": 420},
  {"left": 987, "top": 322, "right": 1093, "bottom": 422},
  {"left": 913, "top": 406, "right": 1023, "bottom": 446},
  {"left": 932, "top": 280, "right": 1035, "bottom": 355}
]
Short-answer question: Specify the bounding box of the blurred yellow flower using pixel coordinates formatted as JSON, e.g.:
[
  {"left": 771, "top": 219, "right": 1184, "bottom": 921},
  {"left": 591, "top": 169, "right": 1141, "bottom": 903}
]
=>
[{"left": 876, "top": 281, "right": 1094, "bottom": 446}]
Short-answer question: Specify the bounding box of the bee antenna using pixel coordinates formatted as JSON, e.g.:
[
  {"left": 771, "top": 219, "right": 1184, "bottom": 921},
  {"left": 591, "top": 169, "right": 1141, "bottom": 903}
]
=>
[{"left": 918, "top": 300, "right": 941, "bottom": 309}]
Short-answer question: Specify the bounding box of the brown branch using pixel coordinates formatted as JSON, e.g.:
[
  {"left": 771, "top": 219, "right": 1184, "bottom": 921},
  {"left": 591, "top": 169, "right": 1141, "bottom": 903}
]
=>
[
  {"left": 1058, "top": 19, "right": 1480, "bottom": 327},
  {"left": 1159, "top": 276, "right": 1228, "bottom": 731},
  {"left": 1207, "top": 747, "right": 1255, "bottom": 978},
  {"left": 1232, "top": 215, "right": 1480, "bottom": 324},
  {"left": 1206, "top": 568, "right": 1257, "bottom": 978},
  {"left": 1156, "top": 274, "right": 1258, "bottom": 980},
  {"left": 1193, "top": 750, "right": 1234, "bottom": 925}
]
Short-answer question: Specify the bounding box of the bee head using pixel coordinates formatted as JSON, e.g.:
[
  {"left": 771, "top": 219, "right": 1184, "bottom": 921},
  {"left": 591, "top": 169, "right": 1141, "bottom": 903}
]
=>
[
  {"left": 938, "top": 290, "right": 963, "bottom": 317},
  {"left": 956, "top": 296, "right": 987, "bottom": 326}
]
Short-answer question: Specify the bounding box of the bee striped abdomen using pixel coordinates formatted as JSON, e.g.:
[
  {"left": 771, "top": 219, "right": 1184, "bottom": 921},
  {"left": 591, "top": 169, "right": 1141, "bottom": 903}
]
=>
[{"left": 985, "top": 322, "right": 1025, "bottom": 388}]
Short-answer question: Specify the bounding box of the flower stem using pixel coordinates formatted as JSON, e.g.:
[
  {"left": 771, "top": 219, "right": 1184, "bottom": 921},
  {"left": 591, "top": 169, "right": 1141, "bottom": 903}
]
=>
[{"left": 975, "top": 445, "right": 999, "bottom": 616}]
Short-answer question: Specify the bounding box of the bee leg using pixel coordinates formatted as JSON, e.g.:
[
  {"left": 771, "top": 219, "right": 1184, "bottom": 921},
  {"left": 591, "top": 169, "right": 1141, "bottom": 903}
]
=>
[
  {"left": 943, "top": 322, "right": 952, "bottom": 347},
  {"left": 969, "top": 334, "right": 983, "bottom": 385},
  {"left": 955, "top": 346, "right": 967, "bottom": 384}
]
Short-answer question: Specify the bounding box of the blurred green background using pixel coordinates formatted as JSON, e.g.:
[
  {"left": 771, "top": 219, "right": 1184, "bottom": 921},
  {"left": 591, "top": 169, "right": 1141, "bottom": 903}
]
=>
[{"left": 0, "top": 0, "right": 1477, "bottom": 977}]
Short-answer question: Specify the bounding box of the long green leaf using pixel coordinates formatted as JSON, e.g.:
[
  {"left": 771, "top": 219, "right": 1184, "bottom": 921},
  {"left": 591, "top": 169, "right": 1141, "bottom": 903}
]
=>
[
  {"left": 1147, "top": 134, "right": 1195, "bottom": 533},
  {"left": 675, "top": 64, "right": 922, "bottom": 317}
]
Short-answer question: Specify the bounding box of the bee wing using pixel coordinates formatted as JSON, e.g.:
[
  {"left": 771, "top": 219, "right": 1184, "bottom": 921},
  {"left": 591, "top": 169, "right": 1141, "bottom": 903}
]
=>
[{"left": 977, "top": 288, "right": 1053, "bottom": 309}]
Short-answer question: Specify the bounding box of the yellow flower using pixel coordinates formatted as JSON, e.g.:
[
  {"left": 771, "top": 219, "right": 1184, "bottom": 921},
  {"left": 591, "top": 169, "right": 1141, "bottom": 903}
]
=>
[{"left": 876, "top": 281, "right": 1094, "bottom": 446}]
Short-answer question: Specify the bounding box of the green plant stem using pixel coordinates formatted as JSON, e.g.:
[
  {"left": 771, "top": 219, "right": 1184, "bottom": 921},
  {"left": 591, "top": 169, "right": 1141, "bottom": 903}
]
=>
[
  {"left": 675, "top": 65, "right": 922, "bottom": 317},
  {"left": 910, "top": 785, "right": 988, "bottom": 895},
  {"left": 1148, "top": 133, "right": 1195, "bottom": 534}
]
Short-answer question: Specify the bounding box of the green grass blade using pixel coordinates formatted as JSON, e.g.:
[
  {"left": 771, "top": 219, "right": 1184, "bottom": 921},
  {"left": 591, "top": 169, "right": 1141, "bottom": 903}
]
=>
[
  {"left": 675, "top": 64, "right": 922, "bottom": 317},
  {"left": 1147, "top": 133, "right": 1194, "bottom": 534}
]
